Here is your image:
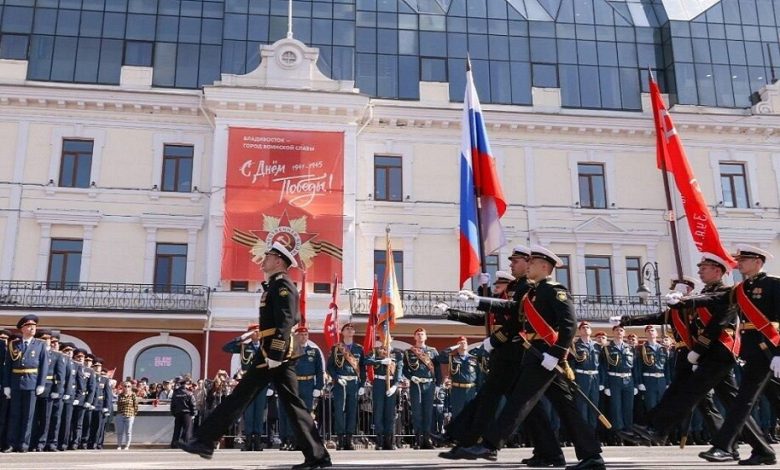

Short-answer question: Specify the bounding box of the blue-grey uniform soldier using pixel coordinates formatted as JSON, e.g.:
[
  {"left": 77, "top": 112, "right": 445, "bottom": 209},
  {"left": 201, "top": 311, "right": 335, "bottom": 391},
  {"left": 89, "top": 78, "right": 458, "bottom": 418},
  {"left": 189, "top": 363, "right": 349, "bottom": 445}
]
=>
[
  {"left": 366, "top": 341, "right": 403, "bottom": 450},
  {"left": 31, "top": 329, "right": 64, "bottom": 452},
  {"left": 402, "top": 327, "right": 441, "bottom": 449},
  {"left": 279, "top": 326, "right": 324, "bottom": 450},
  {"left": 222, "top": 322, "right": 268, "bottom": 451},
  {"left": 636, "top": 325, "right": 670, "bottom": 411},
  {"left": 569, "top": 321, "right": 604, "bottom": 430},
  {"left": 326, "top": 323, "right": 366, "bottom": 450},
  {"left": 52, "top": 342, "right": 76, "bottom": 451},
  {"left": 87, "top": 358, "right": 112, "bottom": 449},
  {"left": 77, "top": 354, "right": 98, "bottom": 449},
  {"left": 601, "top": 325, "right": 638, "bottom": 435},
  {"left": 2, "top": 314, "right": 49, "bottom": 453},
  {"left": 440, "top": 336, "right": 480, "bottom": 418},
  {"left": 67, "top": 348, "right": 94, "bottom": 450}
]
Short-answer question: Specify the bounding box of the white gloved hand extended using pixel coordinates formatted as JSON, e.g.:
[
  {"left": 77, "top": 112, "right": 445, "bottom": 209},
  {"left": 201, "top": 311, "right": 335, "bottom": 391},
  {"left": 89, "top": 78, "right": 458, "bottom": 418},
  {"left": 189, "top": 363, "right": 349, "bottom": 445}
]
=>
[
  {"left": 239, "top": 330, "right": 254, "bottom": 342},
  {"left": 599, "top": 385, "right": 605, "bottom": 391},
  {"left": 692, "top": 365, "right": 699, "bottom": 371},
  {"left": 358, "top": 387, "right": 365, "bottom": 396},
  {"left": 3, "top": 387, "right": 10, "bottom": 399},
  {"left": 102, "top": 408, "right": 109, "bottom": 413},
  {"left": 771, "top": 356, "right": 780, "bottom": 379},
  {"left": 266, "top": 388, "right": 274, "bottom": 397},
  {"left": 637, "top": 384, "right": 646, "bottom": 392},
  {"left": 50, "top": 392, "right": 60, "bottom": 399},
  {"left": 35, "top": 386, "right": 45, "bottom": 396},
  {"left": 687, "top": 351, "right": 700, "bottom": 365},
  {"left": 73, "top": 400, "right": 80, "bottom": 406},
  {"left": 481, "top": 337, "right": 494, "bottom": 354},
  {"left": 337, "top": 377, "right": 347, "bottom": 387},
  {"left": 434, "top": 302, "right": 450, "bottom": 314},
  {"left": 608, "top": 315, "right": 622, "bottom": 325},
  {"left": 540, "top": 353, "right": 558, "bottom": 371},
  {"left": 410, "top": 376, "right": 422, "bottom": 384},
  {"left": 386, "top": 385, "right": 397, "bottom": 397},
  {"left": 604, "top": 388, "right": 611, "bottom": 397},
  {"left": 664, "top": 292, "right": 683, "bottom": 306},
  {"left": 458, "top": 290, "right": 479, "bottom": 306},
  {"left": 379, "top": 358, "right": 393, "bottom": 365},
  {"left": 479, "top": 272, "right": 490, "bottom": 286},
  {"left": 62, "top": 394, "right": 70, "bottom": 401},
  {"left": 313, "top": 389, "right": 322, "bottom": 398},
  {"left": 633, "top": 387, "right": 639, "bottom": 396},
  {"left": 265, "top": 358, "right": 282, "bottom": 369}
]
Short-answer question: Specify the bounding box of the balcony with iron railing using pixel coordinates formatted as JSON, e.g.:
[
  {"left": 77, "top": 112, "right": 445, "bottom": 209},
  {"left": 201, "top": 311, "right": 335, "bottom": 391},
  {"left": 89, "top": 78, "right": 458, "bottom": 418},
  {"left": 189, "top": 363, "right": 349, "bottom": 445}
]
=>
[
  {"left": 347, "top": 288, "right": 664, "bottom": 323},
  {"left": 0, "top": 281, "right": 210, "bottom": 313}
]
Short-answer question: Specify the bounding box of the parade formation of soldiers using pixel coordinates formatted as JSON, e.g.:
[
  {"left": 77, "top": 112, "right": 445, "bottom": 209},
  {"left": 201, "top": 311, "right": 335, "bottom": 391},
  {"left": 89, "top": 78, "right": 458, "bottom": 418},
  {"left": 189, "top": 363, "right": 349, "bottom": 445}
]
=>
[
  {"left": 0, "top": 315, "right": 113, "bottom": 453},
  {"left": 2, "top": 241, "right": 779, "bottom": 470}
]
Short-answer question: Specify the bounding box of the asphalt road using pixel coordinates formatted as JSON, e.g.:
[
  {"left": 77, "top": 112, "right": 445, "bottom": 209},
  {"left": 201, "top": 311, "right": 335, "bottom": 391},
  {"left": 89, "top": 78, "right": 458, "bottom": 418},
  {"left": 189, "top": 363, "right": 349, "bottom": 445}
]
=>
[{"left": 0, "top": 445, "right": 767, "bottom": 469}]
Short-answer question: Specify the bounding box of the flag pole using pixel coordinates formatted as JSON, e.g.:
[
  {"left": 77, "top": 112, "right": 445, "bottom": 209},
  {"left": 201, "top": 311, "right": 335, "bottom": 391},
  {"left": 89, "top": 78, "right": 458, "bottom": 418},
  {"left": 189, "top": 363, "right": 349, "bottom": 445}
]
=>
[
  {"left": 649, "top": 67, "right": 684, "bottom": 281},
  {"left": 466, "top": 56, "right": 490, "bottom": 337},
  {"left": 384, "top": 225, "right": 393, "bottom": 390}
]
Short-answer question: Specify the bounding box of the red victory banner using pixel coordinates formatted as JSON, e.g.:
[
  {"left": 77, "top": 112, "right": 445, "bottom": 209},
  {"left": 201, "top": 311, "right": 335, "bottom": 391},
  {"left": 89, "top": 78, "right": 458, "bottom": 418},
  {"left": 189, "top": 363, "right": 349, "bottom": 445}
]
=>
[{"left": 221, "top": 128, "right": 344, "bottom": 283}]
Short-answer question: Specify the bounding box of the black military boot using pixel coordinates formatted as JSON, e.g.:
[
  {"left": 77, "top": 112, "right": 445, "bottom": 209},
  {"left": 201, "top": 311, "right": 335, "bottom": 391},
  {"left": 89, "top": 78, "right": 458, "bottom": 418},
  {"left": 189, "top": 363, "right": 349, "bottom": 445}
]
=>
[
  {"left": 413, "top": 434, "right": 421, "bottom": 449},
  {"left": 421, "top": 433, "right": 434, "bottom": 449},
  {"left": 336, "top": 435, "right": 344, "bottom": 450},
  {"left": 241, "top": 434, "right": 252, "bottom": 451},
  {"left": 253, "top": 434, "right": 263, "bottom": 451},
  {"left": 383, "top": 434, "right": 396, "bottom": 451},
  {"left": 344, "top": 434, "right": 355, "bottom": 450},
  {"left": 374, "top": 434, "right": 383, "bottom": 450}
]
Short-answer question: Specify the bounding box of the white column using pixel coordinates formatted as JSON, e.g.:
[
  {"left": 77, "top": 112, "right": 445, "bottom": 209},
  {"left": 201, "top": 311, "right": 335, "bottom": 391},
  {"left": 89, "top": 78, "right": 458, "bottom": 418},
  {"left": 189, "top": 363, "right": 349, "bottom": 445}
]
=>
[
  {"left": 80, "top": 226, "right": 95, "bottom": 282},
  {"left": 144, "top": 227, "right": 157, "bottom": 284},
  {"left": 36, "top": 223, "right": 52, "bottom": 281},
  {"left": 611, "top": 244, "right": 626, "bottom": 296},
  {"left": 1, "top": 121, "right": 29, "bottom": 279},
  {"left": 206, "top": 122, "right": 229, "bottom": 289},
  {"left": 187, "top": 229, "right": 198, "bottom": 284},
  {"left": 575, "top": 242, "right": 586, "bottom": 295}
]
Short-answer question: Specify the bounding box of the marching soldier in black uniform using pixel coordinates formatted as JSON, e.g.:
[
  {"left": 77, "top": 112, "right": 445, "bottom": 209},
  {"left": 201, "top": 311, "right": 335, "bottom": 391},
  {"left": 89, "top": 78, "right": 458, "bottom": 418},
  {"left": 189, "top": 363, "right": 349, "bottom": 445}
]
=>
[
  {"left": 180, "top": 241, "right": 330, "bottom": 470},
  {"left": 56, "top": 342, "right": 77, "bottom": 451},
  {"left": 619, "top": 252, "right": 772, "bottom": 464},
  {"left": 0, "top": 329, "right": 10, "bottom": 450},
  {"left": 326, "top": 323, "right": 366, "bottom": 450},
  {"left": 449, "top": 246, "right": 604, "bottom": 470},
  {"left": 440, "top": 246, "right": 564, "bottom": 467},
  {"left": 43, "top": 332, "right": 68, "bottom": 452},
  {"left": 3, "top": 315, "right": 49, "bottom": 453}
]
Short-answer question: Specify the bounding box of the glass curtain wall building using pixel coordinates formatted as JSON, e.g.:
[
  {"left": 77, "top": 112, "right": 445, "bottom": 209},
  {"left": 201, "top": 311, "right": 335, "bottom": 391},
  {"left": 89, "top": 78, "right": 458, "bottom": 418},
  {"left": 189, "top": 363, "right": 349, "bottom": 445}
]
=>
[{"left": 0, "top": 0, "right": 777, "bottom": 110}]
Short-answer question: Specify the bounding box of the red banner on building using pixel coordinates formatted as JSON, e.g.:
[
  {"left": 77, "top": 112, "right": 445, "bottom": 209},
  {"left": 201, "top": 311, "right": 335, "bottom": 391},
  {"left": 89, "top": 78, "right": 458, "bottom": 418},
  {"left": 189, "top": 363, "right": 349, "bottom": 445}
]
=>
[{"left": 221, "top": 128, "right": 344, "bottom": 282}]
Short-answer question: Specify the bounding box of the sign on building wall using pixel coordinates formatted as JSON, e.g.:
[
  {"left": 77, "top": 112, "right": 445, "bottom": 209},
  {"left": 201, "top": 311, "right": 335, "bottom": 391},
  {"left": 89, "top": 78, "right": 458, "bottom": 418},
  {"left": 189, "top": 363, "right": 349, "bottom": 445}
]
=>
[{"left": 222, "top": 128, "right": 344, "bottom": 283}]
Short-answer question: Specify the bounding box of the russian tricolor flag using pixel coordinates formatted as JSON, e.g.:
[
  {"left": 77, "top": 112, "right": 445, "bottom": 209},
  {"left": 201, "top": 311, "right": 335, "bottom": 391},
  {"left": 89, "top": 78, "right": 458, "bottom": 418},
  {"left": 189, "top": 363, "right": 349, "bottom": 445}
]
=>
[{"left": 459, "top": 58, "right": 507, "bottom": 287}]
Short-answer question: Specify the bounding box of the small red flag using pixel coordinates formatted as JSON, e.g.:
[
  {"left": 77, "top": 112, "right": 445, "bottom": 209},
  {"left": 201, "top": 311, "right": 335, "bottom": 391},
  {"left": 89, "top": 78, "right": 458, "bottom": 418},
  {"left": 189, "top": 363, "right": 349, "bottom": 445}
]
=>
[
  {"left": 649, "top": 76, "right": 736, "bottom": 268},
  {"left": 323, "top": 274, "right": 340, "bottom": 350}
]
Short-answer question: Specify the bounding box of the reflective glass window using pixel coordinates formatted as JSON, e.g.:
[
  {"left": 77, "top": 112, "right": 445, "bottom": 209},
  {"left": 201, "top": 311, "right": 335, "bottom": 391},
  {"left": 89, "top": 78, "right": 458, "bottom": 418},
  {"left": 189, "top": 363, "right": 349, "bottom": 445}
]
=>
[
  {"left": 530, "top": 37, "right": 556, "bottom": 63},
  {"left": 33, "top": 8, "right": 58, "bottom": 35},
  {"left": 510, "top": 61, "right": 531, "bottom": 104},
  {"left": 126, "top": 14, "right": 156, "bottom": 40},
  {"left": 619, "top": 67, "right": 641, "bottom": 109},
  {"left": 98, "top": 38, "right": 122, "bottom": 83},
  {"left": 157, "top": 15, "right": 179, "bottom": 42},
  {"left": 124, "top": 40, "right": 153, "bottom": 66},
  {"left": 532, "top": 63, "right": 557, "bottom": 87},
  {"left": 102, "top": 13, "right": 127, "bottom": 39},
  {"left": 421, "top": 57, "right": 447, "bottom": 81},
  {"left": 579, "top": 65, "right": 600, "bottom": 108},
  {"left": 47, "top": 238, "right": 83, "bottom": 290},
  {"left": 2, "top": 6, "right": 34, "bottom": 34},
  {"left": 490, "top": 60, "right": 510, "bottom": 103},
  {"left": 399, "top": 29, "right": 417, "bottom": 55},
  {"left": 57, "top": 9, "right": 80, "bottom": 36},
  {"left": 80, "top": 11, "right": 103, "bottom": 37},
  {"left": 560, "top": 64, "right": 580, "bottom": 107},
  {"left": 0, "top": 33, "right": 28, "bottom": 59},
  {"left": 74, "top": 37, "right": 100, "bottom": 83},
  {"left": 377, "top": 28, "right": 397, "bottom": 54},
  {"left": 134, "top": 346, "right": 192, "bottom": 388},
  {"left": 152, "top": 42, "right": 177, "bottom": 86},
  {"left": 600, "top": 66, "right": 621, "bottom": 109}
]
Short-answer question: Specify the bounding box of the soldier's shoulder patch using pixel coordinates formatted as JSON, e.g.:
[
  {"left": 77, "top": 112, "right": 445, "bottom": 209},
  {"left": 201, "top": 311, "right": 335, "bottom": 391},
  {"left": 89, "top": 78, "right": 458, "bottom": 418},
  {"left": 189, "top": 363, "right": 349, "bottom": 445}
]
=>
[
  {"left": 279, "top": 288, "right": 289, "bottom": 297},
  {"left": 556, "top": 291, "right": 568, "bottom": 302}
]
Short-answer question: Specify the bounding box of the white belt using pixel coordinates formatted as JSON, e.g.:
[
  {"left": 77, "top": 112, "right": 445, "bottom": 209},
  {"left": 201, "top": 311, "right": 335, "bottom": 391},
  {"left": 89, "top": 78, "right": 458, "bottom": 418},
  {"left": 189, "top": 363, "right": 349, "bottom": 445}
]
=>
[
  {"left": 374, "top": 375, "right": 387, "bottom": 380},
  {"left": 608, "top": 372, "right": 631, "bottom": 378},
  {"left": 642, "top": 372, "right": 665, "bottom": 378},
  {"left": 412, "top": 377, "right": 433, "bottom": 384},
  {"left": 575, "top": 369, "right": 599, "bottom": 375},
  {"left": 339, "top": 375, "right": 359, "bottom": 381}
]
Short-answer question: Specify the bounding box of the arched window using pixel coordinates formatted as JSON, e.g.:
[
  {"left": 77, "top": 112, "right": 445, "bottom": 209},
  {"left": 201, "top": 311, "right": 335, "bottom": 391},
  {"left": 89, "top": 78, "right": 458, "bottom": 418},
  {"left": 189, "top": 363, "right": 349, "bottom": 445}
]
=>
[{"left": 133, "top": 345, "right": 192, "bottom": 383}]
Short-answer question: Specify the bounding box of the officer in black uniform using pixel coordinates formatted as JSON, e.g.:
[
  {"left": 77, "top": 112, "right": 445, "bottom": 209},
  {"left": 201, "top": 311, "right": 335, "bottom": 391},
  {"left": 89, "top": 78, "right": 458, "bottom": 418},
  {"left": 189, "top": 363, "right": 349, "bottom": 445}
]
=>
[
  {"left": 78, "top": 354, "right": 98, "bottom": 449},
  {"left": 451, "top": 246, "right": 604, "bottom": 470},
  {"left": 0, "top": 328, "right": 11, "bottom": 450},
  {"left": 68, "top": 348, "right": 93, "bottom": 450},
  {"left": 42, "top": 332, "right": 68, "bottom": 452},
  {"left": 180, "top": 241, "right": 330, "bottom": 470},
  {"left": 2, "top": 314, "right": 49, "bottom": 453},
  {"left": 56, "top": 342, "right": 77, "bottom": 451},
  {"left": 31, "top": 329, "right": 63, "bottom": 452},
  {"left": 87, "top": 357, "right": 111, "bottom": 449},
  {"left": 170, "top": 376, "right": 196, "bottom": 447},
  {"left": 440, "top": 246, "right": 564, "bottom": 467}
]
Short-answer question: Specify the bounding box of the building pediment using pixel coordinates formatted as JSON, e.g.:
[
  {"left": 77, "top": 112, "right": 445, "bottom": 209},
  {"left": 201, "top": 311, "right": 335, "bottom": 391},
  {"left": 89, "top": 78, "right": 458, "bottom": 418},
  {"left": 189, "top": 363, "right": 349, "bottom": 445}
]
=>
[
  {"left": 215, "top": 37, "right": 357, "bottom": 93},
  {"left": 574, "top": 217, "right": 625, "bottom": 234}
]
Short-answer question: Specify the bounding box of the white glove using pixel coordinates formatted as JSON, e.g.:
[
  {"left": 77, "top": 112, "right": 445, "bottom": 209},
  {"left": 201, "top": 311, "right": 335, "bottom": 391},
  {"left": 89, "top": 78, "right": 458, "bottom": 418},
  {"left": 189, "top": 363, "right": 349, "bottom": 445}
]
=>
[
  {"left": 540, "top": 353, "right": 558, "bottom": 371},
  {"left": 598, "top": 385, "right": 605, "bottom": 391},
  {"left": 479, "top": 273, "right": 490, "bottom": 285},
  {"left": 771, "top": 356, "right": 780, "bottom": 379},
  {"left": 3, "top": 387, "right": 10, "bottom": 399},
  {"left": 73, "top": 400, "right": 80, "bottom": 406},
  {"left": 692, "top": 365, "right": 699, "bottom": 371},
  {"left": 604, "top": 388, "right": 611, "bottom": 397},
  {"left": 266, "top": 358, "right": 282, "bottom": 369},
  {"left": 89, "top": 403, "right": 95, "bottom": 410},
  {"left": 266, "top": 388, "right": 274, "bottom": 397},
  {"left": 50, "top": 392, "right": 60, "bottom": 399},
  {"left": 608, "top": 315, "right": 622, "bottom": 325},
  {"left": 411, "top": 376, "right": 422, "bottom": 384},
  {"left": 358, "top": 387, "right": 365, "bottom": 396},
  {"left": 239, "top": 330, "right": 254, "bottom": 341},
  {"left": 379, "top": 358, "right": 392, "bottom": 365},
  {"left": 62, "top": 394, "right": 70, "bottom": 401},
  {"left": 481, "top": 337, "right": 494, "bottom": 354},
  {"left": 458, "top": 290, "right": 479, "bottom": 306},
  {"left": 386, "top": 385, "right": 397, "bottom": 397},
  {"left": 633, "top": 387, "right": 639, "bottom": 396},
  {"left": 102, "top": 408, "right": 109, "bottom": 413},
  {"left": 36, "top": 386, "right": 45, "bottom": 396},
  {"left": 664, "top": 292, "right": 683, "bottom": 305},
  {"left": 434, "top": 302, "right": 450, "bottom": 313},
  {"left": 337, "top": 377, "right": 347, "bottom": 387},
  {"left": 687, "top": 351, "right": 700, "bottom": 365},
  {"left": 638, "top": 384, "right": 646, "bottom": 392},
  {"left": 313, "top": 389, "right": 322, "bottom": 398}
]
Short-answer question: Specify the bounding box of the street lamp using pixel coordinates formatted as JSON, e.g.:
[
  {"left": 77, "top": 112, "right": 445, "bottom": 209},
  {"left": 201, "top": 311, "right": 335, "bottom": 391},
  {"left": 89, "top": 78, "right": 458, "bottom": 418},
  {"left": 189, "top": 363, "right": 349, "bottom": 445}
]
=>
[{"left": 637, "top": 261, "right": 665, "bottom": 335}]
